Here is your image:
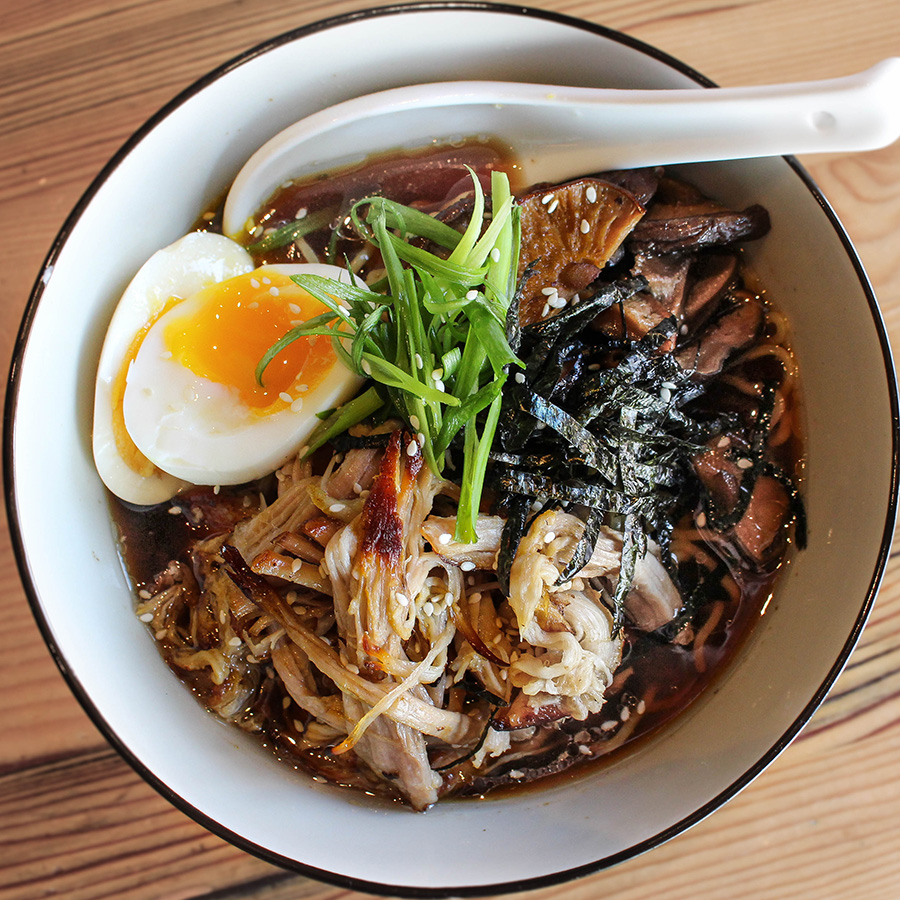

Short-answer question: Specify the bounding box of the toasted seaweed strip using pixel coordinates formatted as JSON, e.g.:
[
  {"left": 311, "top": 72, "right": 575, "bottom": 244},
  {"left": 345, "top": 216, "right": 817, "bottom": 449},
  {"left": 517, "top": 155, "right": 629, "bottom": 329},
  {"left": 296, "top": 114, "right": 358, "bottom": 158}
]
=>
[
  {"left": 558, "top": 505, "right": 607, "bottom": 582},
  {"left": 497, "top": 494, "right": 533, "bottom": 596}
]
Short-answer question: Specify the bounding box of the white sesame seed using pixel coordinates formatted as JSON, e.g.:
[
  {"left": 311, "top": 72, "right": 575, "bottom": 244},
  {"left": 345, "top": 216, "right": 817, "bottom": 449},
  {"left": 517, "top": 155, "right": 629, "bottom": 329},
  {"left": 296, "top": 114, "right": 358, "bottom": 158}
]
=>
[
  {"left": 696, "top": 511, "right": 707, "bottom": 528},
  {"left": 417, "top": 432, "right": 426, "bottom": 447},
  {"left": 541, "top": 286, "right": 559, "bottom": 296},
  {"left": 159, "top": 350, "right": 172, "bottom": 360},
  {"left": 353, "top": 482, "right": 363, "bottom": 495},
  {"left": 460, "top": 560, "right": 476, "bottom": 572},
  {"left": 601, "top": 719, "right": 618, "bottom": 732},
  {"left": 329, "top": 503, "right": 346, "bottom": 513},
  {"left": 531, "top": 499, "right": 544, "bottom": 512},
  {"left": 514, "top": 372, "right": 526, "bottom": 384},
  {"left": 586, "top": 185, "right": 598, "bottom": 203},
  {"left": 395, "top": 592, "right": 410, "bottom": 607},
  {"left": 269, "top": 286, "right": 280, "bottom": 297},
  {"left": 438, "top": 533, "right": 452, "bottom": 545},
  {"left": 637, "top": 699, "right": 646, "bottom": 715},
  {"left": 228, "top": 636, "right": 242, "bottom": 647},
  {"left": 578, "top": 744, "right": 591, "bottom": 756},
  {"left": 620, "top": 707, "right": 631, "bottom": 722},
  {"left": 580, "top": 218, "right": 590, "bottom": 234},
  {"left": 465, "top": 289, "right": 478, "bottom": 300},
  {"left": 660, "top": 387, "right": 672, "bottom": 403},
  {"left": 139, "top": 612, "right": 153, "bottom": 623},
  {"left": 291, "top": 398, "right": 304, "bottom": 413},
  {"left": 543, "top": 531, "right": 556, "bottom": 544},
  {"left": 294, "top": 207, "right": 308, "bottom": 219},
  {"left": 167, "top": 506, "right": 180, "bottom": 515},
  {"left": 262, "top": 277, "right": 271, "bottom": 285},
  {"left": 409, "top": 415, "right": 420, "bottom": 430},
  {"left": 547, "top": 198, "right": 559, "bottom": 214},
  {"left": 362, "top": 361, "right": 372, "bottom": 376},
  {"left": 155, "top": 629, "right": 167, "bottom": 641},
  {"left": 490, "top": 247, "right": 501, "bottom": 262},
  {"left": 251, "top": 225, "right": 263, "bottom": 238},
  {"left": 248, "top": 301, "right": 259, "bottom": 310},
  {"left": 542, "top": 303, "right": 550, "bottom": 318},
  {"left": 407, "top": 440, "right": 418, "bottom": 457},
  {"left": 279, "top": 391, "right": 293, "bottom": 403},
  {"left": 282, "top": 696, "right": 292, "bottom": 709},
  {"left": 662, "top": 381, "right": 677, "bottom": 390},
  {"left": 431, "top": 367, "right": 444, "bottom": 381},
  {"left": 291, "top": 558, "right": 303, "bottom": 574},
  {"left": 213, "top": 484, "right": 220, "bottom": 495},
  {"left": 434, "top": 379, "right": 446, "bottom": 392},
  {"left": 288, "top": 303, "right": 301, "bottom": 314},
  {"left": 423, "top": 601, "right": 435, "bottom": 616},
  {"left": 138, "top": 589, "right": 152, "bottom": 600},
  {"left": 415, "top": 352, "right": 423, "bottom": 369},
  {"left": 299, "top": 445, "right": 309, "bottom": 457},
  {"left": 717, "top": 436, "right": 731, "bottom": 448},
  {"left": 680, "top": 323, "right": 689, "bottom": 335},
  {"left": 737, "top": 457, "right": 754, "bottom": 469},
  {"left": 541, "top": 193, "right": 554, "bottom": 204},
  {"left": 548, "top": 295, "right": 567, "bottom": 309},
  {"left": 250, "top": 278, "right": 260, "bottom": 289}
]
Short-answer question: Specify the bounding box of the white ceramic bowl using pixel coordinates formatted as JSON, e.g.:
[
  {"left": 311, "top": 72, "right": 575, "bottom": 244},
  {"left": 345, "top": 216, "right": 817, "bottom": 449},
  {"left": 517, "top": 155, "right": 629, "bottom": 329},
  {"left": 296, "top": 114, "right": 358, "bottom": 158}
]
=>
[{"left": 6, "top": 3, "right": 898, "bottom": 895}]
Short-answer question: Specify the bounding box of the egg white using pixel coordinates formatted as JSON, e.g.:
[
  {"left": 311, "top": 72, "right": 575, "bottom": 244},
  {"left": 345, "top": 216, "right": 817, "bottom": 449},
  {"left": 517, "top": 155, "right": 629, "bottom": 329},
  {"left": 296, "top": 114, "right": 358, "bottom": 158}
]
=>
[
  {"left": 121, "top": 263, "right": 365, "bottom": 487},
  {"left": 92, "top": 232, "right": 254, "bottom": 505}
]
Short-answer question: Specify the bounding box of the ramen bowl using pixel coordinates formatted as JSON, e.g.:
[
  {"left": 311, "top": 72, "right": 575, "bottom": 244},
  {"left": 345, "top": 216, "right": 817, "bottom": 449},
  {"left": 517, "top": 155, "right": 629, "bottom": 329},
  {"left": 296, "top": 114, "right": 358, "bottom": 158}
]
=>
[{"left": 6, "top": 3, "right": 897, "bottom": 895}]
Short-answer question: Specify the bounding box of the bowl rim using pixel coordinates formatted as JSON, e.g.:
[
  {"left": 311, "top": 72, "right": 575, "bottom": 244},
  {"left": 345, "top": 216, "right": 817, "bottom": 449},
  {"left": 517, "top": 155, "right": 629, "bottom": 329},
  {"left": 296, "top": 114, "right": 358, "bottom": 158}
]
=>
[{"left": 5, "top": 1, "right": 899, "bottom": 895}]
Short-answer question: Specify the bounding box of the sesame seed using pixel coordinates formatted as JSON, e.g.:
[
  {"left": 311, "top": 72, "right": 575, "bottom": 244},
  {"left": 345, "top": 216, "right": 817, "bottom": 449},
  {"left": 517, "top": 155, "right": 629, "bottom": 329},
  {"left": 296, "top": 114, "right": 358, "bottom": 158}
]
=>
[
  {"left": 680, "top": 323, "right": 689, "bottom": 335},
  {"left": 414, "top": 352, "right": 423, "bottom": 369},
  {"left": 269, "top": 286, "right": 280, "bottom": 297},
  {"left": 541, "top": 193, "right": 554, "bottom": 204},
  {"left": 329, "top": 503, "right": 346, "bottom": 513},
  {"left": 423, "top": 601, "right": 435, "bottom": 616},
  {"left": 362, "top": 361, "right": 372, "bottom": 376},
  {"left": 282, "top": 696, "right": 292, "bottom": 709},
  {"left": 279, "top": 391, "right": 293, "bottom": 403},
  {"left": 213, "top": 484, "right": 220, "bottom": 495},
  {"left": 580, "top": 218, "right": 590, "bottom": 234},
  {"left": 542, "top": 303, "right": 550, "bottom": 318},
  {"left": 291, "top": 398, "right": 304, "bottom": 413},
  {"left": 543, "top": 531, "right": 556, "bottom": 544},
  {"left": 548, "top": 295, "right": 567, "bottom": 309},
  {"left": 291, "top": 558, "right": 303, "bottom": 574},
  {"left": 299, "top": 445, "right": 309, "bottom": 457},
  {"left": 138, "top": 589, "right": 152, "bottom": 600},
  {"left": 431, "top": 367, "right": 444, "bottom": 381},
  {"left": 139, "top": 612, "right": 153, "bottom": 623},
  {"left": 620, "top": 707, "right": 631, "bottom": 722},
  {"left": 586, "top": 185, "right": 598, "bottom": 203},
  {"left": 547, "top": 198, "right": 559, "bottom": 214},
  {"left": 228, "top": 636, "right": 242, "bottom": 647},
  {"left": 353, "top": 482, "right": 363, "bottom": 495},
  {"left": 660, "top": 387, "right": 671, "bottom": 403},
  {"left": 490, "top": 247, "right": 501, "bottom": 262},
  {"left": 159, "top": 350, "right": 172, "bottom": 360},
  {"left": 717, "top": 436, "right": 731, "bottom": 448},
  {"left": 409, "top": 415, "right": 420, "bottom": 430},
  {"left": 250, "top": 278, "right": 260, "bottom": 289},
  {"left": 515, "top": 372, "right": 526, "bottom": 384},
  {"left": 460, "top": 560, "right": 476, "bottom": 572},
  {"left": 248, "top": 301, "right": 259, "bottom": 310},
  {"left": 417, "top": 432, "right": 426, "bottom": 447},
  {"left": 578, "top": 744, "right": 591, "bottom": 755},
  {"left": 737, "top": 457, "right": 754, "bottom": 469},
  {"left": 434, "top": 379, "right": 446, "bottom": 392},
  {"left": 601, "top": 719, "right": 618, "bottom": 732},
  {"left": 288, "top": 303, "right": 301, "bottom": 314},
  {"left": 531, "top": 499, "right": 544, "bottom": 512},
  {"left": 251, "top": 225, "right": 263, "bottom": 238},
  {"left": 262, "top": 277, "right": 271, "bottom": 285},
  {"left": 167, "top": 506, "right": 180, "bottom": 515},
  {"left": 696, "top": 511, "right": 707, "bottom": 528},
  {"left": 662, "top": 381, "right": 677, "bottom": 390},
  {"left": 155, "top": 629, "right": 167, "bottom": 641},
  {"left": 294, "top": 207, "right": 308, "bottom": 219},
  {"left": 465, "top": 289, "right": 478, "bottom": 300},
  {"left": 395, "top": 592, "right": 410, "bottom": 607},
  {"left": 541, "top": 286, "right": 558, "bottom": 296},
  {"left": 406, "top": 440, "right": 418, "bottom": 457},
  {"left": 438, "top": 533, "right": 452, "bottom": 545},
  {"left": 637, "top": 699, "right": 646, "bottom": 715}
]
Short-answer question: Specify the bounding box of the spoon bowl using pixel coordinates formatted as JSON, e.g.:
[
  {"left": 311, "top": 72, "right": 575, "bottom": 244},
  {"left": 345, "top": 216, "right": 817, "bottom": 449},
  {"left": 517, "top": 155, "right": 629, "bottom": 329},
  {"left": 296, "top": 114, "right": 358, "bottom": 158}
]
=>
[{"left": 223, "top": 59, "right": 900, "bottom": 237}]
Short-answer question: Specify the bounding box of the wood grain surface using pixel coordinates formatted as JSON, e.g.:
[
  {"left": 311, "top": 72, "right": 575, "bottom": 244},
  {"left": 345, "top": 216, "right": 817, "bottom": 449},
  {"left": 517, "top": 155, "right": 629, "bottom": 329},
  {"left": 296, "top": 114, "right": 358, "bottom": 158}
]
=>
[{"left": 2, "top": 1, "right": 899, "bottom": 898}]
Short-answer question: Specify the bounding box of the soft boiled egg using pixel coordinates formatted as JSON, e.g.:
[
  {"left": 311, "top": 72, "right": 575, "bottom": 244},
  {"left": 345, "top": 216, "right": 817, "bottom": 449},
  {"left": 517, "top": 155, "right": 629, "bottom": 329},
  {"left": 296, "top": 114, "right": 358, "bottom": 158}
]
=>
[{"left": 93, "top": 231, "right": 365, "bottom": 505}]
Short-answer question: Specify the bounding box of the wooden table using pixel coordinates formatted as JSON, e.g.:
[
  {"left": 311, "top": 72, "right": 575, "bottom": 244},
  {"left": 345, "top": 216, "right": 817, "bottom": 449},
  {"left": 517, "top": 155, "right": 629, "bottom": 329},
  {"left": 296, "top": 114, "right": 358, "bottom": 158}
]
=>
[{"left": 2, "top": 1, "right": 899, "bottom": 897}]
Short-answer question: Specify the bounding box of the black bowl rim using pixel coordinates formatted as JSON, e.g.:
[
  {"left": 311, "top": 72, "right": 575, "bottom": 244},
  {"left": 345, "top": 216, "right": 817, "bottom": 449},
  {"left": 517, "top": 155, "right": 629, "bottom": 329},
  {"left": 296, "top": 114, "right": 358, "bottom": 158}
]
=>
[{"left": 5, "top": 2, "right": 899, "bottom": 896}]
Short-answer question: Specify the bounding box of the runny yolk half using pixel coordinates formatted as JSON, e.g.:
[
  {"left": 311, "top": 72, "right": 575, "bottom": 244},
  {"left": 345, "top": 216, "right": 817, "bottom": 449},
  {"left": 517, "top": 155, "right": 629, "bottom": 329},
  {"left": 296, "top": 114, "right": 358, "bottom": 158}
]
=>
[{"left": 162, "top": 269, "right": 336, "bottom": 411}]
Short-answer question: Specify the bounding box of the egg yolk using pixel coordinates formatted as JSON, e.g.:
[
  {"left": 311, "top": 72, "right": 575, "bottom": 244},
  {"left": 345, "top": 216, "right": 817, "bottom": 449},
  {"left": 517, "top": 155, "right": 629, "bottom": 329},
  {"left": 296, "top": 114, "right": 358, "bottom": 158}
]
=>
[{"left": 162, "top": 270, "right": 335, "bottom": 411}]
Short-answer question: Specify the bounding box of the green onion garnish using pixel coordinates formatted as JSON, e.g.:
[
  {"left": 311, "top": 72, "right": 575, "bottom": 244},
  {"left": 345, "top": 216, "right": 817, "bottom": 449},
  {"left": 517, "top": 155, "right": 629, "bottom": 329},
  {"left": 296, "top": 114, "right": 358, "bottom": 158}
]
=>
[{"left": 256, "top": 168, "right": 523, "bottom": 542}]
